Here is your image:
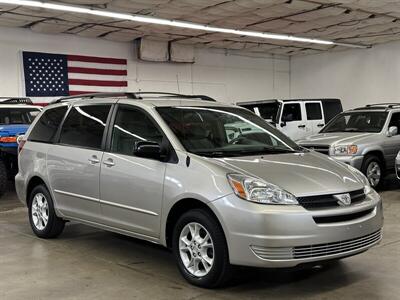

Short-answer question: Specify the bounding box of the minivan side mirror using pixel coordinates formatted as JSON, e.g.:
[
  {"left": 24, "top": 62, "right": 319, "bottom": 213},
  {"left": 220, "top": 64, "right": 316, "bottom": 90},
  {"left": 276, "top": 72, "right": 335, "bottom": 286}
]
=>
[
  {"left": 387, "top": 126, "right": 398, "bottom": 137},
  {"left": 134, "top": 141, "right": 163, "bottom": 160}
]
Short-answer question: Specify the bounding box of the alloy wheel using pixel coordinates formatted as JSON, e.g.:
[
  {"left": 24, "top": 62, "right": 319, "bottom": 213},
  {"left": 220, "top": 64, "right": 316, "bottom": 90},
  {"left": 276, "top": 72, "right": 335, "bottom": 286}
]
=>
[
  {"left": 179, "top": 222, "right": 215, "bottom": 277},
  {"left": 31, "top": 193, "right": 49, "bottom": 231},
  {"left": 367, "top": 161, "right": 381, "bottom": 187}
]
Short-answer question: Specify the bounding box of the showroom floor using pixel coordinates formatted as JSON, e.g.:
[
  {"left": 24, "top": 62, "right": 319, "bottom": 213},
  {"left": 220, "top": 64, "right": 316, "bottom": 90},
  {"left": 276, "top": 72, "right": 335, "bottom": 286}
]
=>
[{"left": 0, "top": 181, "right": 399, "bottom": 300}]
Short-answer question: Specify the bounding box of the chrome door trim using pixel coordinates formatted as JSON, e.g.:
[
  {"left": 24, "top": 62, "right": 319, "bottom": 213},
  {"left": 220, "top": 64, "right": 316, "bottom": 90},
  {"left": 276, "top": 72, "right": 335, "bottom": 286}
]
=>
[
  {"left": 54, "top": 189, "right": 159, "bottom": 216},
  {"left": 54, "top": 189, "right": 99, "bottom": 203},
  {"left": 99, "top": 199, "right": 159, "bottom": 216}
]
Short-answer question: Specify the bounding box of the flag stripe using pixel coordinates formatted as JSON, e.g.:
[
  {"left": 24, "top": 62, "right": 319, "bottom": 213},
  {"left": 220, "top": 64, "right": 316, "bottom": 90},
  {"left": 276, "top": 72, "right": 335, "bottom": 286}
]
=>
[
  {"left": 68, "top": 73, "right": 127, "bottom": 81},
  {"left": 69, "top": 85, "right": 127, "bottom": 92},
  {"left": 69, "top": 79, "right": 128, "bottom": 87},
  {"left": 67, "top": 61, "right": 127, "bottom": 70},
  {"left": 67, "top": 54, "right": 127, "bottom": 65},
  {"left": 68, "top": 67, "right": 127, "bottom": 76}
]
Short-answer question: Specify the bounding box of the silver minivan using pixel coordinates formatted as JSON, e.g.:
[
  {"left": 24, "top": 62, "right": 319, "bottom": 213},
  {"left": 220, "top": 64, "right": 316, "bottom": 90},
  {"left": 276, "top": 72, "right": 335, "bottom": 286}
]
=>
[{"left": 16, "top": 93, "right": 382, "bottom": 288}]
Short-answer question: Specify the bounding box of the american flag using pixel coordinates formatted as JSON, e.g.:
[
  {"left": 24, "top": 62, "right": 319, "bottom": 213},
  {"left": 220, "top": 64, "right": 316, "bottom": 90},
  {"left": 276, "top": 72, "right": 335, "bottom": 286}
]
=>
[{"left": 22, "top": 51, "right": 127, "bottom": 103}]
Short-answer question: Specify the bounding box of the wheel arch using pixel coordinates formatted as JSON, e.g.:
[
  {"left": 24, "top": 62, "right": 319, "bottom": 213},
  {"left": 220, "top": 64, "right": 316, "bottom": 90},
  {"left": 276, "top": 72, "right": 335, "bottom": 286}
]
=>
[
  {"left": 363, "top": 150, "right": 386, "bottom": 170},
  {"left": 26, "top": 176, "right": 47, "bottom": 205},
  {"left": 164, "top": 198, "right": 227, "bottom": 249}
]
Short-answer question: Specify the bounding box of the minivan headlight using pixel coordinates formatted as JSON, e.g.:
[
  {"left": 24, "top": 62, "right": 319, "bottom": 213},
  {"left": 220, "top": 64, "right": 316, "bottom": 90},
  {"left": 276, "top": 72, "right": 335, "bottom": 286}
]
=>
[{"left": 227, "top": 174, "right": 298, "bottom": 205}]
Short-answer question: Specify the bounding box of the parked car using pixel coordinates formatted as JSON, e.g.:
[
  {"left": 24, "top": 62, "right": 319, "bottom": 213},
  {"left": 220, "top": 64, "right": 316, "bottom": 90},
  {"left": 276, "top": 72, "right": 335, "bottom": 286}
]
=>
[
  {"left": 237, "top": 98, "right": 343, "bottom": 140},
  {"left": 0, "top": 98, "right": 41, "bottom": 195},
  {"left": 298, "top": 103, "right": 400, "bottom": 189},
  {"left": 16, "top": 92, "right": 382, "bottom": 288}
]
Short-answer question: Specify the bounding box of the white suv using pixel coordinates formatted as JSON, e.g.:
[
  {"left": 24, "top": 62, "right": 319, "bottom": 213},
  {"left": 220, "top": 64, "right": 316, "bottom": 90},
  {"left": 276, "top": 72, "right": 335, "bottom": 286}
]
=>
[{"left": 237, "top": 99, "right": 343, "bottom": 140}]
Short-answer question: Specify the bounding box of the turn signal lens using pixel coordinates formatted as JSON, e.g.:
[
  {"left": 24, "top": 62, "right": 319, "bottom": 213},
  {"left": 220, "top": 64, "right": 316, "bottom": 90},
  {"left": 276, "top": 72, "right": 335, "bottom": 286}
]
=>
[
  {"left": 0, "top": 136, "right": 17, "bottom": 143},
  {"left": 348, "top": 145, "right": 358, "bottom": 155}
]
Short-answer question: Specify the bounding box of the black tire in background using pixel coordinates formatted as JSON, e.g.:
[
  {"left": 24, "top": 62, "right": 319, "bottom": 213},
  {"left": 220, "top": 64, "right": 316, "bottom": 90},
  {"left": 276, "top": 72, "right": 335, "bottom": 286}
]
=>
[
  {"left": 172, "top": 209, "right": 232, "bottom": 288},
  {"left": 28, "top": 184, "right": 65, "bottom": 238},
  {"left": 361, "top": 155, "right": 384, "bottom": 189},
  {"left": 0, "top": 160, "right": 8, "bottom": 197}
]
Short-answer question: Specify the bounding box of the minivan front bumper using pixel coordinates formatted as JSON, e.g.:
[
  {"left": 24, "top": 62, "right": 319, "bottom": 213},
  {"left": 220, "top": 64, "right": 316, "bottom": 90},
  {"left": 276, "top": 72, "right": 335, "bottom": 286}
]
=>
[{"left": 210, "top": 191, "right": 383, "bottom": 268}]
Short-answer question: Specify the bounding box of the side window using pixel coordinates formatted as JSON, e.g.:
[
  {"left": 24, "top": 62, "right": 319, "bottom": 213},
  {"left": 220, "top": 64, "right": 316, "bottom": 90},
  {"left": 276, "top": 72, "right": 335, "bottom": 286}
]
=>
[
  {"left": 111, "top": 106, "right": 164, "bottom": 156},
  {"left": 282, "top": 103, "right": 302, "bottom": 122},
  {"left": 59, "top": 105, "right": 111, "bottom": 149},
  {"left": 306, "top": 103, "right": 323, "bottom": 120},
  {"left": 323, "top": 100, "right": 343, "bottom": 122},
  {"left": 28, "top": 106, "right": 68, "bottom": 143},
  {"left": 389, "top": 112, "right": 400, "bottom": 134}
]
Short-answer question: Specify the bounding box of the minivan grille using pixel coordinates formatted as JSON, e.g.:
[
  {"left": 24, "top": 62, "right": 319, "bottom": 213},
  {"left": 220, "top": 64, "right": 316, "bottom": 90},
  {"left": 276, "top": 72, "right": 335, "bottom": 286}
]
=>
[
  {"left": 297, "top": 189, "right": 366, "bottom": 210},
  {"left": 251, "top": 230, "right": 381, "bottom": 261},
  {"left": 303, "top": 145, "right": 330, "bottom": 154}
]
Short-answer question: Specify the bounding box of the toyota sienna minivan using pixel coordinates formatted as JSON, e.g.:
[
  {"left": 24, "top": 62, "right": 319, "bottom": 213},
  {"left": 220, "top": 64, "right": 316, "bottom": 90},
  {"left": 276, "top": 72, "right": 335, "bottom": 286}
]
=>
[{"left": 16, "top": 92, "right": 383, "bottom": 288}]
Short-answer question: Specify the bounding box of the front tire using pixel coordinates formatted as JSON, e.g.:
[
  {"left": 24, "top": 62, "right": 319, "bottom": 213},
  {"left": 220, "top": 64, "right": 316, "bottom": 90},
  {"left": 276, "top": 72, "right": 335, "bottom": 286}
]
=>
[
  {"left": 361, "top": 155, "right": 384, "bottom": 189},
  {"left": 28, "top": 185, "right": 65, "bottom": 238},
  {"left": 172, "top": 209, "right": 232, "bottom": 288}
]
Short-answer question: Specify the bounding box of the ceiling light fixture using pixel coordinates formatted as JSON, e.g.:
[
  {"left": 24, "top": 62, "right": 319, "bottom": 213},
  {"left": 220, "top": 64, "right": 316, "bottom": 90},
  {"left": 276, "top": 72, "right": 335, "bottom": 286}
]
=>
[{"left": 0, "top": 0, "right": 369, "bottom": 48}]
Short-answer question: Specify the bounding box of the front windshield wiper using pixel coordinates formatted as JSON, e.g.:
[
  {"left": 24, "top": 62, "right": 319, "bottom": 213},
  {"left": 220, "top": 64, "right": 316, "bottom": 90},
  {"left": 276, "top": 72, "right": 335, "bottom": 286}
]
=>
[{"left": 193, "top": 146, "right": 299, "bottom": 158}]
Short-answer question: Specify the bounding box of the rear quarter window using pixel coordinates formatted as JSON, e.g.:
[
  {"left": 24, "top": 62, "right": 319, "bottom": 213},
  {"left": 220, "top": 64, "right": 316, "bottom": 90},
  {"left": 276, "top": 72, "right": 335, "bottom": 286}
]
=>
[
  {"left": 28, "top": 106, "right": 68, "bottom": 143},
  {"left": 322, "top": 100, "right": 343, "bottom": 122}
]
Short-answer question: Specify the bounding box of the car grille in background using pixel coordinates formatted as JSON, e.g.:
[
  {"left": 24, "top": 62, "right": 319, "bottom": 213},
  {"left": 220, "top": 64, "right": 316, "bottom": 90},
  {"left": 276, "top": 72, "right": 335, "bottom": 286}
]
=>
[
  {"left": 303, "top": 145, "right": 330, "bottom": 154},
  {"left": 297, "top": 189, "right": 366, "bottom": 210},
  {"left": 251, "top": 230, "right": 381, "bottom": 261}
]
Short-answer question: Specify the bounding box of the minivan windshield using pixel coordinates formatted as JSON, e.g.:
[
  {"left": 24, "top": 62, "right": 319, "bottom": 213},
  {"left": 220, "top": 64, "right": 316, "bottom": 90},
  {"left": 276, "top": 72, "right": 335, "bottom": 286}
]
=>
[
  {"left": 0, "top": 108, "right": 40, "bottom": 125},
  {"left": 321, "top": 111, "right": 388, "bottom": 133},
  {"left": 157, "top": 106, "right": 302, "bottom": 157}
]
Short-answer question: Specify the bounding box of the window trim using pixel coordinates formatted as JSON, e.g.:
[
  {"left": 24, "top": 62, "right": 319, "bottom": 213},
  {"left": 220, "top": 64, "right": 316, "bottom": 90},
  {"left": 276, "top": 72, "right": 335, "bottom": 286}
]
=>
[
  {"left": 105, "top": 104, "right": 178, "bottom": 163},
  {"left": 54, "top": 103, "right": 114, "bottom": 151}
]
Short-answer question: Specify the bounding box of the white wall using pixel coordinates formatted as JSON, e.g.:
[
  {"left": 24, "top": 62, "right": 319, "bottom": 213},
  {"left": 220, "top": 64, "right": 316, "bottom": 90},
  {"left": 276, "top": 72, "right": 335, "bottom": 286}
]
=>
[
  {"left": 291, "top": 41, "right": 400, "bottom": 110},
  {"left": 0, "top": 27, "right": 290, "bottom": 104}
]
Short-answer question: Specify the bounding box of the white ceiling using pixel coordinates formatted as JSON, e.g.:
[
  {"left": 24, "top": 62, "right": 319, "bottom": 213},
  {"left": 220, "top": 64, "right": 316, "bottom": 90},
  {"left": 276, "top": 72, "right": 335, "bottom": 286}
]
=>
[{"left": 1, "top": 0, "right": 400, "bottom": 55}]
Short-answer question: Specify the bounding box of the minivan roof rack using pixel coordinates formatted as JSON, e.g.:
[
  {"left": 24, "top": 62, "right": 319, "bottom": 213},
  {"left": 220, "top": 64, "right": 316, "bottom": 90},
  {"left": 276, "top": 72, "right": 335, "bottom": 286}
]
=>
[
  {"left": 52, "top": 92, "right": 216, "bottom": 104},
  {"left": 0, "top": 97, "right": 33, "bottom": 104}
]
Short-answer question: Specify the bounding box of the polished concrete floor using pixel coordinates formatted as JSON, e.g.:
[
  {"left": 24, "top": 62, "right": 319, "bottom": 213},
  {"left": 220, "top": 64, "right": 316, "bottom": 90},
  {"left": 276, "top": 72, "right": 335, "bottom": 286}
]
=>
[{"left": 0, "top": 181, "right": 399, "bottom": 300}]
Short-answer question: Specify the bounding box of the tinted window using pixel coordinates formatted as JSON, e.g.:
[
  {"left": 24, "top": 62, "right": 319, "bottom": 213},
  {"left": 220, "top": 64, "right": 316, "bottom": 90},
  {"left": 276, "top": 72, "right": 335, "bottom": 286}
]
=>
[
  {"left": 322, "top": 100, "right": 342, "bottom": 122},
  {"left": 306, "top": 103, "right": 322, "bottom": 120},
  {"left": 59, "top": 105, "right": 111, "bottom": 149},
  {"left": 238, "top": 103, "right": 279, "bottom": 122},
  {"left": 389, "top": 112, "right": 400, "bottom": 135},
  {"left": 0, "top": 108, "right": 40, "bottom": 125},
  {"left": 28, "top": 106, "right": 67, "bottom": 143},
  {"left": 282, "top": 103, "right": 302, "bottom": 122},
  {"left": 111, "top": 106, "right": 164, "bottom": 156}
]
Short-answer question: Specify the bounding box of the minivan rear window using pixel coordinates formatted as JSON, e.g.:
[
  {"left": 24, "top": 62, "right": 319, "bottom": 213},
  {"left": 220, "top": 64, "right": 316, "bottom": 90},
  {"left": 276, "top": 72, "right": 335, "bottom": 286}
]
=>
[
  {"left": 28, "top": 106, "right": 68, "bottom": 143},
  {"left": 59, "top": 105, "right": 111, "bottom": 149}
]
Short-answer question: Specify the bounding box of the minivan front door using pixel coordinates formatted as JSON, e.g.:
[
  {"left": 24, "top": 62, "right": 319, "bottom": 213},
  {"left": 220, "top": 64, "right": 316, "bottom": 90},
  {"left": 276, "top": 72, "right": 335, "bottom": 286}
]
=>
[
  {"left": 99, "top": 105, "right": 165, "bottom": 238},
  {"left": 47, "top": 104, "right": 111, "bottom": 223},
  {"left": 277, "top": 102, "right": 307, "bottom": 140}
]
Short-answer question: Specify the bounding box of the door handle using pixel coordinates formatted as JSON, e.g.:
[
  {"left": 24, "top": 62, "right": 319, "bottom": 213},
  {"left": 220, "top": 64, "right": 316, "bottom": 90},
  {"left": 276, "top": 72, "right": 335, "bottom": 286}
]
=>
[
  {"left": 317, "top": 123, "right": 325, "bottom": 127},
  {"left": 103, "top": 158, "right": 115, "bottom": 167},
  {"left": 88, "top": 156, "right": 100, "bottom": 164},
  {"left": 298, "top": 125, "right": 306, "bottom": 128}
]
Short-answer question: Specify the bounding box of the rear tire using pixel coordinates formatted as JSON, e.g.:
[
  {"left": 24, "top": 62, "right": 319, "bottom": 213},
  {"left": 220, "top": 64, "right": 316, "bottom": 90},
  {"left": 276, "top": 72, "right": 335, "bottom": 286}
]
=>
[
  {"left": 28, "top": 184, "right": 65, "bottom": 238},
  {"left": 361, "top": 155, "right": 384, "bottom": 189},
  {"left": 0, "top": 159, "right": 8, "bottom": 197},
  {"left": 172, "top": 209, "right": 232, "bottom": 288}
]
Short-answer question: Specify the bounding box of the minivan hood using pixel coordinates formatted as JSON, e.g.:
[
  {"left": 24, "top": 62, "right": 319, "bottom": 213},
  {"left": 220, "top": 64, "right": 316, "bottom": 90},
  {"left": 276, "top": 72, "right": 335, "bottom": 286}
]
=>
[
  {"left": 210, "top": 152, "right": 364, "bottom": 197},
  {"left": 297, "top": 132, "right": 377, "bottom": 147}
]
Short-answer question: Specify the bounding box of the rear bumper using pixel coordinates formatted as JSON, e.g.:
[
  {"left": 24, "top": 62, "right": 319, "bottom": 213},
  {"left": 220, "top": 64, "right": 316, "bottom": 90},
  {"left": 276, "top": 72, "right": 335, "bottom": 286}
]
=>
[{"left": 210, "top": 191, "right": 383, "bottom": 268}]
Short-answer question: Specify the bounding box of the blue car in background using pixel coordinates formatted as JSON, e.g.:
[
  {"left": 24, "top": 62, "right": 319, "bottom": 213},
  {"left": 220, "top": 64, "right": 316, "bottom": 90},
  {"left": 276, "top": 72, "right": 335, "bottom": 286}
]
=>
[{"left": 0, "top": 98, "right": 41, "bottom": 195}]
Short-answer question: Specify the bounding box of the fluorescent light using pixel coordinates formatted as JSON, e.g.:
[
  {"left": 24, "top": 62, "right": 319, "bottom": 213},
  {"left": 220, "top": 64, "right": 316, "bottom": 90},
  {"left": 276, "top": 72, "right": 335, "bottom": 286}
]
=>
[{"left": 0, "top": 0, "right": 367, "bottom": 48}]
